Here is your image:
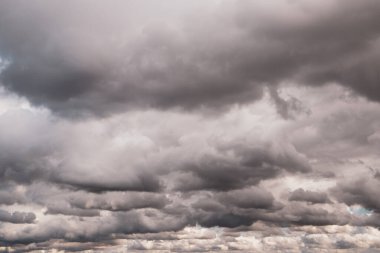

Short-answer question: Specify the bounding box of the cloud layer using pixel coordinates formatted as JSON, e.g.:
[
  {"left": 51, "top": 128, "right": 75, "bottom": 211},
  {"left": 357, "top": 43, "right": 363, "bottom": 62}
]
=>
[{"left": 0, "top": 0, "right": 379, "bottom": 252}]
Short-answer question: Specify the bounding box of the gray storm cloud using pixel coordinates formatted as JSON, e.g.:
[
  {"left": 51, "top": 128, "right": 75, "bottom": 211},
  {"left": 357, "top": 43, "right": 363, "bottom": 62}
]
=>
[
  {"left": 0, "top": 0, "right": 379, "bottom": 252},
  {"left": 0, "top": 0, "right": 380, "bottom": 116}
]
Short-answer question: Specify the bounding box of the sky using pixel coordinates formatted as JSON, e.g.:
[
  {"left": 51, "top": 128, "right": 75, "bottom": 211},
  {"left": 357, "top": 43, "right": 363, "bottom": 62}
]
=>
[{"left": 0, "top": 0, "right": 379, "bottom": 252}]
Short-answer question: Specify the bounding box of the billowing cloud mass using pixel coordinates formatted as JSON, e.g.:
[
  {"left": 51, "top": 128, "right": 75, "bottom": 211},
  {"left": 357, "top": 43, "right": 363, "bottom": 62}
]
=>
[{"left": 0, "top": 0, "right": 379, "bottom": 252}]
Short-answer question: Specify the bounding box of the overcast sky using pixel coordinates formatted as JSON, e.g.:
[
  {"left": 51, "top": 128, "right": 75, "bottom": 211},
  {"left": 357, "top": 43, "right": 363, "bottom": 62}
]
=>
[{"left": 0, "top": 0, "right": 380, "bottom": 252}]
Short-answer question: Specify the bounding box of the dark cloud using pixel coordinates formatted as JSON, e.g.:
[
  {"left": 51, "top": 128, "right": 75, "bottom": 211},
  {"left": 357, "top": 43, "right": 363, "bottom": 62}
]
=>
[
  {"left": 69, "top": 192, "right": 170, "bottom": 211},
  {"left": 0, "top": 0, "right": 379, "bottom": 117},
  {"left": 272, "top": 203, "right": 351, "bottom": 226},
  {"left": 0, "top": 0, "right": 263, "bottom": 117},
  {"left": 269, "top": 87, "right": 310, "bottom": 120},
  {"left": 172, "top": 143, "right": 310, "bottom": 191},
  {"left": 289, "top": 188, "right": 332, "bottom": 204},
  {"left": 0, "top": 209, "right": 36, "bottom": 224},
  {"left": 196, "top": 213, "right": 254, "bottom": 228},
  {"left": 186, "top": 187, "right": 278, "bottom": 228},
  {"left": 335, "top": 239, "right": 357, "bottom": 249},
  {"left": 217, "top": 187, "right": 275, "bottom": 209},
  {"left": 52, "top": 172, "right": 161, "bottom": 193},
  {"left": 332, "top": 177, "right": 380, "bottom": 212},
  {"left": 184, "top": 187, "right": 282, "bottom": 229},
  {"left": 45, "top": 204, "right": 100, "bottom": 217}
]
